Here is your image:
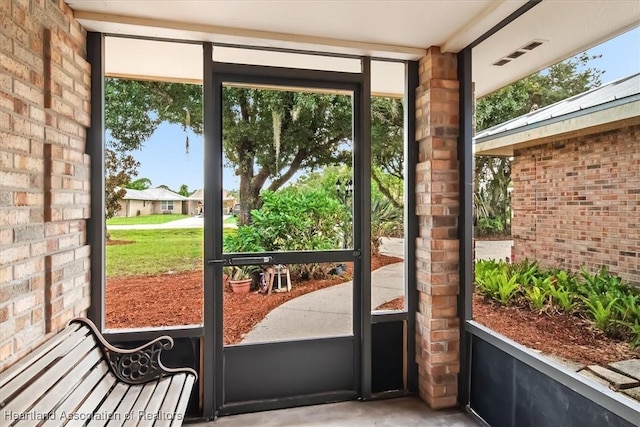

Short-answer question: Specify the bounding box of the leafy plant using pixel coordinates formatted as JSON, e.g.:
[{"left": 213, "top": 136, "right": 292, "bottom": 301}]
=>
[
  {"left": 223, "top": 226, "right": 266, "bottom": 253},
  {"left": 370, "top": 196, "right": 402, "bottom": 256},
  {"left": 224, "top": 265, "right": 259, "bottom": 281},
  {"left": 584, "top": 297, "right": 619, "bottom": 332},
  {"left": 509, "top": 259, "right": 540, "bottom": 288},
  {"left": 548, "top": 285, "right": 575, "bottom": 313},
  {"left": 495, "top": 274, "right": 520, "bottom": 305},
  {"left": 524, "top": 285, "right": 547, "bottom": 312},
  {"left": 627, "top": 319, "right": 640, "bottom": 350}
]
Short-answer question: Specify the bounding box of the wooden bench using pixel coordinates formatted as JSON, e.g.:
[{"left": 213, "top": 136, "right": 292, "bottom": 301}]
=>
[{"left": 0, "top": 317, "right": 197, "bottom": 426}]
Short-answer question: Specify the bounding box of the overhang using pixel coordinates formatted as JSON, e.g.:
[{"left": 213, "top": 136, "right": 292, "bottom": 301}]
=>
[
  {"left": 65, "top": 1, "right": 640, "bottom": 97},
  {"left": 474, "top": 73, "right": 640, "bottom": 156}
]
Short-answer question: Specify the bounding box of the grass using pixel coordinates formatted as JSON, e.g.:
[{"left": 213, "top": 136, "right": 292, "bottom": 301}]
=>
[
  {"left": 106, "top": 214, "right": 190, "bottom": 225},
  {"left": 223, "top": 216, "right": 237, "bottom": 225},
  {"left": 106, "top": 228, "right": 237, "bottom": 278},
  {"left": 106, "top": 229, "right": 203, "bottom": 277}
]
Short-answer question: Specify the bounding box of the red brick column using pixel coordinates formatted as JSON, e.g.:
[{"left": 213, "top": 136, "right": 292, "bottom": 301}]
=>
[{"left": 414, "top": 47, "right": 460, "bottom": 408}]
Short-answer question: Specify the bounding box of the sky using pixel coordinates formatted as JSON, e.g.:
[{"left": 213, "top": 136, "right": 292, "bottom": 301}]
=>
[{"left": 131, "top": 27, "right": 640, "bottom": 194}]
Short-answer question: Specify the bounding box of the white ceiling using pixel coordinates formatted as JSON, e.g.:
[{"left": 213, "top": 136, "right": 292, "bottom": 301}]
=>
[{"left": 66, "top": 1, "right": 640, "bottom": 97}]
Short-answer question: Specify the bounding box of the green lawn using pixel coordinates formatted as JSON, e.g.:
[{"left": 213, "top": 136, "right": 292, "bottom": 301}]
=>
[
  {"left": 106, "top": 214, "right": 190, "bottom": 225},
  {"left": 223, "top": 216, "right": 237, "bottom": 225},
  {"left": 106, "top": 228, "right": 235, "bottom": 278}
]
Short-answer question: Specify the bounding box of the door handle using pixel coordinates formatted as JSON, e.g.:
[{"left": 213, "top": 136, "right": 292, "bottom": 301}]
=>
[
  {"left": 207, "top": 256, "right": 273, "bottom": 266},
  {"left": 228, "top": 256, "right": 273, "bottom": 265}
]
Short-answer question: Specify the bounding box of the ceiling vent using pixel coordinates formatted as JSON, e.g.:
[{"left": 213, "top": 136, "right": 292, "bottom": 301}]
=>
[
  {"left": 492, "top": 39, "right": 547, "bottom": 66},
  {"left": 506, "top": 50, "right": 526, "bottom": 59},
  {"left": 522, "top": 40, "right": 544, "bottom": 51},
  {"left": 492, "top": 59, "right": 511, "bottom": 66}
]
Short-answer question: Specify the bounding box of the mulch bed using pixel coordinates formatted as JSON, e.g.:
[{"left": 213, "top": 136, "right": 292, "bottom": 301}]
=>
[
  {"left": 106, "top": 254, "right": 402, "bottom": 345},
  {"left": 372, "top": 294, "right": 639, "bottom": 366}
]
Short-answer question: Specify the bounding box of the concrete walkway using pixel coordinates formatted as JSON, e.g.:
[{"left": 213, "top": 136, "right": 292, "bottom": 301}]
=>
[
  {"left": 242, "top": 262, "right": 404, "bottom": 343},
  {"left": 106, "top": 215, "right": 238, "bottom": 230},
  {"left": 243, "top": 238, "right": 512, "bottom": 343}
]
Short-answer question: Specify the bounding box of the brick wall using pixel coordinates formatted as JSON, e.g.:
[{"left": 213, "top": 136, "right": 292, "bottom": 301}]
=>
[
  {"left": 512, "top": 124, "right": 640, "bottom": 285},
  {"left": 0, "top": 0, "right": 90, "bottom": 370},
  {"left": 414, "top": 47, "right": 460, "bottom": 408}
]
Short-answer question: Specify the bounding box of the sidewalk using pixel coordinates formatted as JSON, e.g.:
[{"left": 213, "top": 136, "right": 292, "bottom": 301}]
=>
[
  {"left": 106, "top": 215, "right": 238, "bottom": 230},
  {"left": 242, "top": 262, "right": 404, "bottom": 343},
  {"left": 241, "top": 238, "right": 513, "bottom": 343}
]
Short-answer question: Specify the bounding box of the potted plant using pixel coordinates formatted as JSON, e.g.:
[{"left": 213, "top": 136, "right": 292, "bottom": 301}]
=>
[{"left": 224, "top": 266, "right": 257, "bottom": 294}]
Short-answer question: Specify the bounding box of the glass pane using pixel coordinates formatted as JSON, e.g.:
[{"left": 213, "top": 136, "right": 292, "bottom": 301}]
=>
[
  {"left": 221, "top": 84, "right": 354, "bottom": 253},
  {"left": 104, "top": 38, "right": 204, "bottom": 329},
  {"left": 223, "top": 262, "right": 354, "bottom": 345},
  {"left": 370, "top": 86, "right": 406, "bottom": 312}
]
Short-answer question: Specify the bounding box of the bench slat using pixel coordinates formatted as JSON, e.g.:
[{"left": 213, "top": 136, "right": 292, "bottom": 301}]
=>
[
  {"left": 64, "top": 372, "right": 118, "bottom": 427},
  {"left": 1, "top": 326, "right": 88, "bottom": 403},
  {"left": 170, "top": 375, "right": 195, "bottom": 427},
  {"left": 135, "top": 378, "right": 172, "bottom": 427},
  {"left": 2, "top": 335, "right": 97, "bottom": 420},
  {"left": 17, "top": 347, "right": 104, "bottom": 427},
  {"left": 39, "top": 363, "right": 110, "bottom": 427},
  {"left": 105, "top": 383, "right": 146, "bottom": 427},
  {"left": 0, "top": 323, "right": 81, "bottom": 389},
  {"left": 154, "top": 374, "right": 189, "bottom": 427},
  {"left": 85, "top": 382, "right": 130, "bottom": 427},
  {"left": 122, "top": 382, "right": 159, "bottom": 427}
]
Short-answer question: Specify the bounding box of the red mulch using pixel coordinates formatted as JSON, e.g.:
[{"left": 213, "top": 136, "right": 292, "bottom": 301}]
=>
[
  {"left": 372, "top": 294, "right": 639, "bottom": 366},
  {"left": 106, "top": 255, "right": 402, "bottom": 345},
  {"left": 472, "top": 294, "right": 639, "bottom": 365}
]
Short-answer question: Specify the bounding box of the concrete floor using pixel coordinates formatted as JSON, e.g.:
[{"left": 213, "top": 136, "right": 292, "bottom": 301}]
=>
[{"left": 192, "top": 397, "right": 479, "bottom": 426}]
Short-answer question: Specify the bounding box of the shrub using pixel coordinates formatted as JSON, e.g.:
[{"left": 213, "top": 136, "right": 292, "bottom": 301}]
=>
[
  {"left": 370, "top": 196, "right": 402, "bottom": 256},
  {"left": 474, "top": 260, "right": 640, "bottom": 348},
  {"left": 223, "top": 188, "right": 346, "bottom": 279}
]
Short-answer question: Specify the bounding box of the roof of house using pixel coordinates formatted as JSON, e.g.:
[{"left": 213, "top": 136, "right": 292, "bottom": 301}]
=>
[
  {"left": 121, "top": 187, "right": 188, "bottom": 201},
  {"left": 474, "top": 73, "right": 640, "bottom": 156}
]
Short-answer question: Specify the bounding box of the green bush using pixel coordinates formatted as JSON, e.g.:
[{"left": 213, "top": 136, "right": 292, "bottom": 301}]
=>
[
  {"left": 475, "top": 217, "right": 506, "bottom": 236},
  {"left": 223, "top": 188, "right": 347, "bottom": 279}
]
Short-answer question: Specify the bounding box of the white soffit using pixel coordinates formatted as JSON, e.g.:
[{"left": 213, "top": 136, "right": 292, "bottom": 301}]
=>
[
  {"left": 68, "top": 1, "right": 640, "bottom": 97},
  {"left": 68, "top": 0, "right": 527, "bottom": 59},
  {"left": 473, "top": 1, "right": 640, "bottom": 96},
  {"left": 105, "top": 37, "right": 406, "bottom": 96}
]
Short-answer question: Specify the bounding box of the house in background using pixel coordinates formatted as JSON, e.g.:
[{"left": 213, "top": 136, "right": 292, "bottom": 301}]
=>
[
  {"left": 475, "top": 73, "right": 640, "bottom": 286},
  {"left": 187, "top": 189, "right": 236, "bottom": 215},
  {"left": 115, "top": 187, "right": 188, "bottom": 217}
]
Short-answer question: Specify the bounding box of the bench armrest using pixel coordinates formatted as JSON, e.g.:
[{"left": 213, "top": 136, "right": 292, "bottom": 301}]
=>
[{"left": 70, "top": 317, "right": 198, "bottom": 385}]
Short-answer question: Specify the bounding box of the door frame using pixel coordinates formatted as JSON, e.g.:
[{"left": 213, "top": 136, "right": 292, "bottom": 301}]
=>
[{"left": 201, "top": 44, "right": 372, "bottom": 417}]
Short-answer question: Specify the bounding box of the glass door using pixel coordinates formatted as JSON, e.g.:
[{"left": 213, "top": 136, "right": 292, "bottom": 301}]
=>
[{"left": 203, "top": 61, "right": 370, "bottom": 415}]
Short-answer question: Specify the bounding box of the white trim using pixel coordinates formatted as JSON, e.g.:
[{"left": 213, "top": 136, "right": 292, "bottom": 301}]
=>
[
  {"left": 474, "top": 101, "right": 640, "bottom": 156},
  {"left": 75, "top": 11, "right": 427, "bottom": 61}
]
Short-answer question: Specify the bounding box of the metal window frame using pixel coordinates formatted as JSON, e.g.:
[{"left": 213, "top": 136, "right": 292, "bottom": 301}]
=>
[
  {"left": 457, "top": 0, "right": 545, "bottom": 408},
  {"left": 86, "top": 32, "right": 105, "bottom": 330}
]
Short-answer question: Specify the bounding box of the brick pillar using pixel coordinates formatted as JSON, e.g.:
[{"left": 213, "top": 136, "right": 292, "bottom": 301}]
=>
[{"left": 414, "top": 47, "right": 460, "bottom": 409}]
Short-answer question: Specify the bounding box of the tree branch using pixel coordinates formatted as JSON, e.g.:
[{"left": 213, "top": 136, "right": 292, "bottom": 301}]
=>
[
  {"left": 268, "top": 149, "right": 306, "bottom": 191},
  {"left": 372, "top": 170, "right": 402, "bottom": 209}
]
